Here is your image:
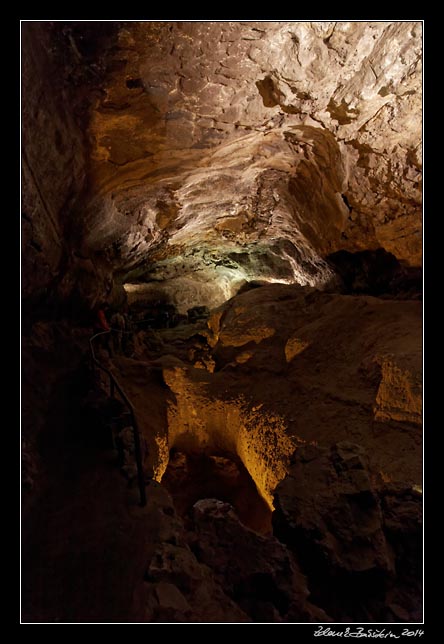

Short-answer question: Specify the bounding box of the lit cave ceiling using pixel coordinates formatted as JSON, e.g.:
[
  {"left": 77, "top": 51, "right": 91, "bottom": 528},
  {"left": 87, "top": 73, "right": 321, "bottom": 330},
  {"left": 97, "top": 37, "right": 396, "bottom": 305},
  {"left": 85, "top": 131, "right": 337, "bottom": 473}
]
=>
[{"left": 22, "top": 21, "right": 422, "bottom": 312}]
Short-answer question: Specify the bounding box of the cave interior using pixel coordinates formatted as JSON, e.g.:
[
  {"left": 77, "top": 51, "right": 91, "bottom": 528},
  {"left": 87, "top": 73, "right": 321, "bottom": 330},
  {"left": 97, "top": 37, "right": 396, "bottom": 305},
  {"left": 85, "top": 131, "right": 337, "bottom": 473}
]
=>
[{"left": 21, "top": 20, "right": 422, "bottom": 624}]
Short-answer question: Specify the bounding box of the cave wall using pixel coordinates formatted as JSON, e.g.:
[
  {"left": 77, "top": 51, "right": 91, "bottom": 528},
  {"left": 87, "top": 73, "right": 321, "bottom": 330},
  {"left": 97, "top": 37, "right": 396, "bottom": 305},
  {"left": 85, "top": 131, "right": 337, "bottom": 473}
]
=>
[
  {"left": 21, "top": 22, "right": 125, "bottom": 313},
  {"left": 21, "top": 23, "right": 86, "bottom": 302}
]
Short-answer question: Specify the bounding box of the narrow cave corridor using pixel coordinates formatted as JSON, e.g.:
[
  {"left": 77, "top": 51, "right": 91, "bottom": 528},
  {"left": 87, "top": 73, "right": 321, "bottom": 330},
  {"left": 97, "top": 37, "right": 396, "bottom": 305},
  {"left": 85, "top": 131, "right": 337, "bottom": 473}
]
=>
[{"left": 21, "top": 20, "right": 423, "bottom": 625}]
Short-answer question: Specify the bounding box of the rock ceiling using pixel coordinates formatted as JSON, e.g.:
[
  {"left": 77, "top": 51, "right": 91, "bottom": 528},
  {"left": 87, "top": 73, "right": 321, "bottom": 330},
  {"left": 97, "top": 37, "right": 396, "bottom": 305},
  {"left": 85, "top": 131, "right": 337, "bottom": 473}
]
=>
[{"left": 22, "top": 21, "right": 422, "bottom": 310}]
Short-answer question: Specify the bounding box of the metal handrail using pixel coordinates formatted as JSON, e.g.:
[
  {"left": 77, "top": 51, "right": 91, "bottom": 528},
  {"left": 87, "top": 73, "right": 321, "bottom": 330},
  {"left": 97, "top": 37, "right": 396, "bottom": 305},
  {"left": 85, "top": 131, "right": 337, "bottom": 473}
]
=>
[{"left": 89, "top": 330, "right": 147, "bottom": 507}]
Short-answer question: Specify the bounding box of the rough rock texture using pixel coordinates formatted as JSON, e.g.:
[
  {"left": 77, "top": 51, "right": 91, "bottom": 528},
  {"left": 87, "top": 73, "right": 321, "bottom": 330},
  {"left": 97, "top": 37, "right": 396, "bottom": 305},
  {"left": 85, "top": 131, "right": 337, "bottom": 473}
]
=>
[
  {"left": 207, "top": 283, "right": 422, "bottom": 484},
  {"left": 21, "top": 281, "right": 421, "bottom": 623},
  {"left": 187, "top": 498, "right": 330, "bottom": 622},
  {"left": 273, "top": 442, "right": 422, "bottom": 622},
  {"left": 21, "top": 23, "right": 122, "bottom": 311},
  {"left": 274, "top": 442, "right": 394, "bottom": 576},
  {"left": 21, "top": 287, "right": 421, "bottom": 623},
  {"left": 113, "top": 284, "right": 421, "bottom": 508},
  {"left": 135, "top": 484, "right": 253, "bottom": 623},
  {"left": 139, "top": 494, "right": 330, "bottom": 622},
  {"left": 21, "top": 24, "right": 86, "bottom": 301},
  {"left": 22, "top": 22, "right": 422, "bottom": 312},
  {"left": 84, "top": 21, "right": 421, "bottom": 311}
]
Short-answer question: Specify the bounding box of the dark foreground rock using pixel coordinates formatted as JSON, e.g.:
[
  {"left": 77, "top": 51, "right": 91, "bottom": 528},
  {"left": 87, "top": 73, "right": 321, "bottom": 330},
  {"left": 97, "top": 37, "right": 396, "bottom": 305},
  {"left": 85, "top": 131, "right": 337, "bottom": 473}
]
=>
[
  {"left": 142, "top": 495, "right": 330, "bottom": 623},
  {"left": 273, "top": 442, "right": 422, "bottom": 622}
]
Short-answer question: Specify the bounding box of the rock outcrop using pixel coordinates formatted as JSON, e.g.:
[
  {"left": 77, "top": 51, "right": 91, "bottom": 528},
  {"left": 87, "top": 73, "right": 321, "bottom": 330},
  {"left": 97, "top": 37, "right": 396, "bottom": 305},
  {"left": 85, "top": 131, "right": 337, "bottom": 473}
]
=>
[
  {"left": 273, "top": 442, "right": 422, "bottom": 622},
  {"left": 113, "top": 283, "right": 421, "bottom": 503},
  {"left": 141, "top": 494, "right": 330, "bottom": 622}
]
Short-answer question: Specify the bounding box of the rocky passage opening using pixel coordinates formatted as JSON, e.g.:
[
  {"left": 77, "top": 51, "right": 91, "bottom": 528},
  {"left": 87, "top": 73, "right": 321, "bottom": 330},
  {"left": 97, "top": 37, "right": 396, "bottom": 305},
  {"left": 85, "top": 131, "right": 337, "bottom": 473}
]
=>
[{"left": 161, "top": 450, "right": 272, "bottom": 534}]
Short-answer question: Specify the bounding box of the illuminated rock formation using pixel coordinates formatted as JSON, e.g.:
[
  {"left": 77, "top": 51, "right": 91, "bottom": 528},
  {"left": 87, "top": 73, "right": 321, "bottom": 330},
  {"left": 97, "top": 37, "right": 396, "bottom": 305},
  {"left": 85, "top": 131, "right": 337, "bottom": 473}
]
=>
[{"left": 112, "top": 283, "right": 421, "bottom": 509}]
